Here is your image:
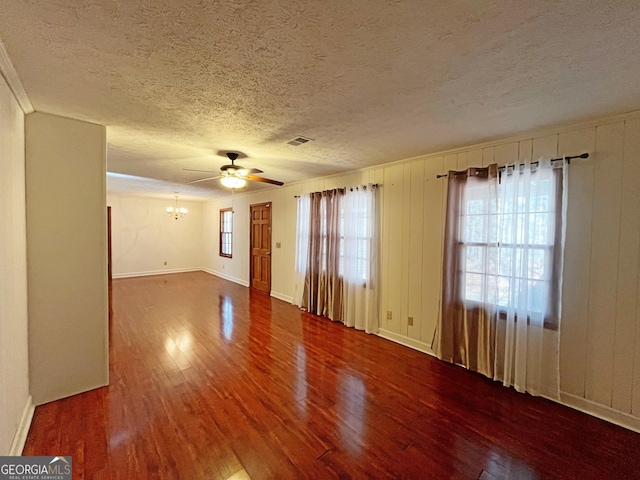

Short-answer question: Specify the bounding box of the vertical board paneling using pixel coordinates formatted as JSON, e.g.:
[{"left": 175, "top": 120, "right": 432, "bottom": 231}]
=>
[
  {"left": 532, "top": 134, "right": 558, "bottom": 161},
  {"left": 482, "top": 147, "right": 495, "bottom": 167},
  {"left": 380, "top": 167, "right": 391, "bottom": 332},
  {"left": 385, "top": 164, "right": 404, "bottom": 333},
  {"left": 559, "top": 127, "right": 596, "bottom": 397},
  {"left": 635, "top": 203, "right": 640, "bottom": 418},
  {"left": 585, "top": 122, "right": 624, "bottom": 406},
  {"left": 467, "top": 149, "right": 483, "bottom": 168},
  {"left": 375, "top": 165, "right": 386, "bottom": 334},
  {"left": 444, "top": 154, "right": 457, "bottom": 173},
  {"left": 494, "top": 142, "right": 519, "bottom": 166},
  {"left": 421, "top": 156, "right": 445, "bottom": 345},
  {"left": 400, "top": 164, "right": 413, "bottom": 336},
  {"left": 408, "top": 161, "right": 425, "bottom": 340},
  {"left": 632, "top": 120, "right": 640, "bottom": 417},
  {"left": 614, "top": 117, "right": 640, "bottom": 413},
  {"left": 457, "top": 151, "right": 468, "bottom": 170},
  {"left": 519, "top": 139, "right": 533, "bottom": 166}
]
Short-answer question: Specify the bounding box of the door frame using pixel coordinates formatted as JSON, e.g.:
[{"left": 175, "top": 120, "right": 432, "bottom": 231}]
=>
[{"left": 249, "top": 201, "right": 272, "bottom": 293}]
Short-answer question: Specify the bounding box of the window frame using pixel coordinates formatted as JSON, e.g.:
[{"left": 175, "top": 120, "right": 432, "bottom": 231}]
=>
[
  {"left": 457, "top": 167, "right": 563, "bottom": 330},
  {"left": 219, "top": 208, "right": 233, "bottom": 258}
]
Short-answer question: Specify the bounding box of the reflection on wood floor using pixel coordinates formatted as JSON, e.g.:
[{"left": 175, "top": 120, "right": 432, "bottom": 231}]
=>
[{"left": 23, "top": 271, "right": 640, "bottom": 479}]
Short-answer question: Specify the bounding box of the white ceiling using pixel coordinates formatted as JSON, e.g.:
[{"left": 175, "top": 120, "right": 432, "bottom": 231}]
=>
[{"left": 1, "top": 1, "right": 640, "bottom": 200}]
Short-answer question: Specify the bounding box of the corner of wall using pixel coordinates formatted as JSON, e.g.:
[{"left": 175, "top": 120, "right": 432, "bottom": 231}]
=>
[{"left": 8, "top": 396, "right": 34, "bottom": 456}]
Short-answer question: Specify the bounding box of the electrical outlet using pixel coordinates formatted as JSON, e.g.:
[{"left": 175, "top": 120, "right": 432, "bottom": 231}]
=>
[
  {"left": 408, "top": 316, "right": 414, "bottom": 326},
  {"left": 386, "top": 311, "right": 392, "bottom": 320},
  {"left": 163, "top": 261, "right": 167, "bottom": 265}
]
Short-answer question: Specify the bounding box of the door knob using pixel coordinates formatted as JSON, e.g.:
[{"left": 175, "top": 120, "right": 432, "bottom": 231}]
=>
[{"left": 266, "top": 252, "right": 271, "bottom": 255}]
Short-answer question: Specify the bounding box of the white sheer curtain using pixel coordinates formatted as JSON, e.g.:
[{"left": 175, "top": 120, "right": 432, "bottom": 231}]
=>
[
  {"left": 342, "top": 185, "right": 380, "bottom": 334},
  {"left": 292, "top": 194, "right": 310, "bottom": 307},
  {"left": 493, "top": 160, "right": 567, "bottom": 397},
  {"left": 434, "top": 160, "right": 567, "bottom": 399}
]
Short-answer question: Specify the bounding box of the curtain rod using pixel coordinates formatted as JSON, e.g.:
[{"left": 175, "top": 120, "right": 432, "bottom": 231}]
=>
[
  {"left": 435, "top": 152, "right": 589, "bottom": 179},
  {"left": 294, "top": 183, "right": 381, "bottom": 198}
]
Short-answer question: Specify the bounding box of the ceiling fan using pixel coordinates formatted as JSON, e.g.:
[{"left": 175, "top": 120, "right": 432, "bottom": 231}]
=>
[{"left": 184, "top": 152, "right": 284, "bottom": 188}]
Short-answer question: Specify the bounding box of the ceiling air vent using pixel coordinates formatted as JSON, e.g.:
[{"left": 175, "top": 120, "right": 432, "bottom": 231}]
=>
[{"left": 287, "top": 136, "right": 312, "bottom": 146}]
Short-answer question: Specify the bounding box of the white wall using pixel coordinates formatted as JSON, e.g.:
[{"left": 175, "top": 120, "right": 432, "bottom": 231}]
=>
[
  {"left": 201, "top": 189, "right": 296, "bottom": 295},
  {"left": 26, "top": 112, "right": 108, "bottom": 406},
  {"left": 108, "top": 195, "right": 203, "bottom": 278},
  {"left": 0, "top": 74, "right": 30, "bottom": 454},
  {"left": 201, "top": 110, "right": 640, "bottom": 431}
]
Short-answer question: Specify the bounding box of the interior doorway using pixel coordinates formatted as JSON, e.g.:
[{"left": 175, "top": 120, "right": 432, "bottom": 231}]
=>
[{"left": 249, "top": 202, "right": 272, "bottom": 293}]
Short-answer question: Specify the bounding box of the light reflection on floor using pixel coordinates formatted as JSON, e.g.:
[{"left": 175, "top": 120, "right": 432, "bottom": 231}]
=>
[
  {"left": 338, "top": 373, "right": 367, "bottom": 456},
  {"left": 220, "top": 294, "right": 234, "bottom": 342},
  {"left": 295, "top": 344, "right": 308, "bottom": 416}
]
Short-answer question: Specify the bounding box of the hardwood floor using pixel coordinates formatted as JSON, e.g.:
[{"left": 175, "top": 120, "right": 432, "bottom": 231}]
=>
[{"left": 23, "top": 271, "right": 640, "bottom": 479}]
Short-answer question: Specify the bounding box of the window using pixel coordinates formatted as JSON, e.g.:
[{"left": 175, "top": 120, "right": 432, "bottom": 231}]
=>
[
  {"left": 219, "top": 208, "right": 233, "bottom": 258},
  {"left": 459, "top": 165, "right": 563, "bottom": 328},
  {"left": 314, "top": 191, "right": 370, "bottom": 282},
  {"left": 293, "top": 185, "right": 380, "bottom": 333},
  {"left": 342, "top": 189, "right": 373, "bottom": 283}
]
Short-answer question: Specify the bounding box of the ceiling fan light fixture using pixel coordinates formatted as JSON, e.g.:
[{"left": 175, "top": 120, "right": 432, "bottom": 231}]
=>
[{"left": 221, "top": 176, "right": 246, "bottom": 189}]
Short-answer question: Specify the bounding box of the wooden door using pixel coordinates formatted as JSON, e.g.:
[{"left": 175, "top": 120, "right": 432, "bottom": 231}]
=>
[{"left": 250, "top": 202, "right": 272, "bottom": 293}]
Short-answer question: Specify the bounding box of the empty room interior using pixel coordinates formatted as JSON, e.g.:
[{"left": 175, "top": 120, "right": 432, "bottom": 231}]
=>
[{"left": 2, "top": 1, "right": 640, "bottom": 478}]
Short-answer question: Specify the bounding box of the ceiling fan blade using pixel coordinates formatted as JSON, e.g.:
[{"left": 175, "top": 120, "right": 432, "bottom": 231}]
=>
[
  {"left": 182, "top": 168, "right": 218, "bottom": 173},
  {"left": 237, "top": 168, "right": 264, "bottom": 177},
  {"left": 245, "top": 175, "right": 284, "bottom": 186},
  {"left": 187, "top": 175, "right": 222, "bottom": 184}
]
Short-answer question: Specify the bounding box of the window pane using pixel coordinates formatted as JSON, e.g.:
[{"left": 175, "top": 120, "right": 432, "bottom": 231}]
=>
[
  {"left": 465, "top": 273, "right": 483, "bottom": 302},
  {"left": 496, "top": 247, "right": 511, "bottom": 276},
  {"left": 499, "top": 213, "right": 514, "bottom": 243},
  {"left": 465, "top": 246, "right": 485, "bottom": 274},
  {"left": 495, "top": 275, "right": 514, "bottom": 308},
  {"left": 527, "top": 248, "right": 546, "bottom": 280},
  {"left": 487, "top": 213, "right": 499, "bottom": 243},
  {"left": 529, "top": 213, "right": 549, "bottom": 245},
  {"left": 465, "top": 215, "right": 486, "bottom": 243},
  {"left": 528, "top": 280, "right": 546, "bottom": 314},
  {"left": 466, "top": 197, "right": 487, "bottom": 215}
]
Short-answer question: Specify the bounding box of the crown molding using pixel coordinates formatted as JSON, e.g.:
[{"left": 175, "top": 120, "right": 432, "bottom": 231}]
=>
[{"left": 0, "top": 37, "right": 34, "bottom": 114}]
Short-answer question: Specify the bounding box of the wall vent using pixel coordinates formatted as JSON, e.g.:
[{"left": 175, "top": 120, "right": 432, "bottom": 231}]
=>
[{"left": 287, "top": 136, "right": 312, "bottom": 146}]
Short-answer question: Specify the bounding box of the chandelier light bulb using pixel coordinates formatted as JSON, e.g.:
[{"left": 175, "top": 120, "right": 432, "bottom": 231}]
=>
[{"left": 167, "top": 196, "right": 187, "bottom": 220}]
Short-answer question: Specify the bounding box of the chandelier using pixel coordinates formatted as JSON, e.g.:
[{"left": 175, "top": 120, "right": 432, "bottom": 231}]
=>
[{"left": 167, "top": 195, "right": 188, "bottom": 220}]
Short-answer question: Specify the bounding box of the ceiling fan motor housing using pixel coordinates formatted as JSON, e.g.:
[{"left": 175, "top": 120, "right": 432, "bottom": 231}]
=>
[{"left": 221, "top": 152, "right": 242, "bottom": 173}]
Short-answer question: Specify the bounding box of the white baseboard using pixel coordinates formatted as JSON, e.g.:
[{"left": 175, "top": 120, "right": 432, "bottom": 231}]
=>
[
  {"left": 113, "top": 267, "right": 200, "bottom": 279},
  {"left": 377, "top": 329, "right": 436, "bottom": 357},
  {"left": 271, "top": 291, "right": 293, "bottom": 303},
  {"left": 202, "top": 268, "right": 250, "bottom": 287},
  {"left": 9, "top": 395, "right": 34, "bottom": 456},
  {"left": 378, "top": 328, "right": 640, "bottom": 433},
  {"left": 559, "top": 391, "right": 640, "bottom": 433}
]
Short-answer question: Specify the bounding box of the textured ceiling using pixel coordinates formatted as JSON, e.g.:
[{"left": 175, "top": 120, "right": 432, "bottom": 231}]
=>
[{"left": 1, "top": 0, "right": 640, "bottom": 199}]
